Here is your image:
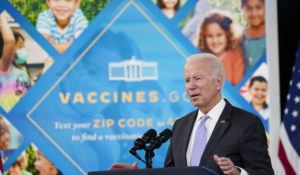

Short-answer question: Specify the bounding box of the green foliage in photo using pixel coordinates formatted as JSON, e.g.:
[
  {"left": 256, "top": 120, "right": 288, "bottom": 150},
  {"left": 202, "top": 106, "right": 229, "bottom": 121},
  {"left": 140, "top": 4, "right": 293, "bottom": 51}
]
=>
[{"left": 25, "top": 144, "right": 38, "bottom": 175}]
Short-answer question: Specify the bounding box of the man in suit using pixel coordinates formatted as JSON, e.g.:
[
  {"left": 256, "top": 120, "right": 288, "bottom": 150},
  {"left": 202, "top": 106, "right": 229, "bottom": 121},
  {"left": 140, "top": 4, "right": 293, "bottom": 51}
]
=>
[{"left": 110, "top": 53, "right": 274, "bottom": 175}]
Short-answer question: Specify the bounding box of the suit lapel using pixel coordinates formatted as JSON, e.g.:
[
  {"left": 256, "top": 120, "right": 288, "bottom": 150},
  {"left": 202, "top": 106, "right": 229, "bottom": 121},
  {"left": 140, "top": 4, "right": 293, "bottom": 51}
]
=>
[
  {"left": 200, "top": 100, "right": 233, "bottom": 164},
  {"left": 181, "top": 110, "right": 198, "bottom": 166}
]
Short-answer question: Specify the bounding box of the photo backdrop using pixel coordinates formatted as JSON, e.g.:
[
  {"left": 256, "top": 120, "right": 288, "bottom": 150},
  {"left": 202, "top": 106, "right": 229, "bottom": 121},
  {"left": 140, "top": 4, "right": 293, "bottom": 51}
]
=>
[{"left": 0, "top": 0, "right": 279, "bottom": 174}]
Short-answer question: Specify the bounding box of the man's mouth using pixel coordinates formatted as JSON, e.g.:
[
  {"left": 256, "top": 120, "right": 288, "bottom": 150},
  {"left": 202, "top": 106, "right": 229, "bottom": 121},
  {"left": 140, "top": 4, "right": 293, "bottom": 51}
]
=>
[{"left": 191, "top": 94, "right": 200, "bottom": 98}]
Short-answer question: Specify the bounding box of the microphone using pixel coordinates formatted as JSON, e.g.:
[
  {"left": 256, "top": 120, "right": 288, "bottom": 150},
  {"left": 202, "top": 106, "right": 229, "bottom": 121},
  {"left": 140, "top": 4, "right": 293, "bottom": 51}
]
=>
[
  {"left": 141, "top": 129, "right": 157, "bottom": 144},
  {"left": 146, "top": 128, "right": 172, "bottom": 152},
  {"left": 129, "top": 129, "right": 157, "bottom": 158}
]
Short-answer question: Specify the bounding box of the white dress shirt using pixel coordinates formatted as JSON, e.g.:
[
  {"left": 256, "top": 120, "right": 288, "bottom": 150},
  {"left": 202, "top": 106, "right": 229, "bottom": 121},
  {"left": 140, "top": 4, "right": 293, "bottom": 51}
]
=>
[
  {"left": 186, "top": 98, "right": 248, "bottom": 175},
  {"left": 186, "top": 98, "right": 225, "bottom": 165}
]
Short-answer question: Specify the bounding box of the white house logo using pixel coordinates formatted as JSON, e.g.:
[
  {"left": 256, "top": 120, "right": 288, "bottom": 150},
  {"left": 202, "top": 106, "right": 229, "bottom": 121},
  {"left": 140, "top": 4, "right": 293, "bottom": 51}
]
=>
[{"left": 109, "top": 56, "right": 158, "bottom": 82}]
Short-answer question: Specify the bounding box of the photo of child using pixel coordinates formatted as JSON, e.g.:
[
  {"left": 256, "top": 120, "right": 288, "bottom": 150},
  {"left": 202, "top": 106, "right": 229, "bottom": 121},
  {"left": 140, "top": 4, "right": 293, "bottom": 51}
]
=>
[
  {"left": 0, "top": 13, "right": 31, "bottom": 113},
  {"left": 239, "top": 63, "right": 269, "bottom": 120},
  {"left": 4, "top": 153, "right": 32, "bottom": 175},
  {"left": 157, "top": 0, "right": 181, "bottom": 19},
  {"left": 1, "top": 11, "right": 50, "bottom": 112},
  {"left": 36, "top": 0, "right": 89, "bottom": 53},
  {"left": 0, "top": 114, "right": 23, "bottom": 163},
  {"left": 249, "top": 75, "right": 269, "bottom": 120},
  {"left": 3, "top": 144, "right": 62, "bottom": 175},
  {"left": 240, "top": 0, "right": 266, "bottom": 73},
  {"left": 197, "top": 11, "right": 244, "bottom": 86},
  {"left": 180, "top": 0, "right": 267, "bottom": 83},
  {"left": 34, "top": 150, "right": 62, "bottom": 175}
]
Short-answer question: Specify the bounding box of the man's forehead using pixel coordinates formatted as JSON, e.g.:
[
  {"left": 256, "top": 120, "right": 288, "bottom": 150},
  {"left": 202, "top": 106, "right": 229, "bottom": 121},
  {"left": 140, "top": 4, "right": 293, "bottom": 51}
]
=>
[{"left": 185, "top": 59, "right": 210, "bottom": 70}]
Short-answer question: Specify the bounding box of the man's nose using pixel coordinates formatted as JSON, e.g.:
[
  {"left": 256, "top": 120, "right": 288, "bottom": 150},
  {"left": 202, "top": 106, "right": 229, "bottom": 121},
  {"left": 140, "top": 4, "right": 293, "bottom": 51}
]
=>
[{"left": 188, "top": 79, "right": 196, "bottom": 89}]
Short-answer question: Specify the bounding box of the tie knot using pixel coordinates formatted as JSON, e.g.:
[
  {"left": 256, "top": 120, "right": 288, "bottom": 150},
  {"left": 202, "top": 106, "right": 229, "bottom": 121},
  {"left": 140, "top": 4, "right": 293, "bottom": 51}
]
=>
[{"left": 201, "top": 115, "right": 209, "bottom": 123}]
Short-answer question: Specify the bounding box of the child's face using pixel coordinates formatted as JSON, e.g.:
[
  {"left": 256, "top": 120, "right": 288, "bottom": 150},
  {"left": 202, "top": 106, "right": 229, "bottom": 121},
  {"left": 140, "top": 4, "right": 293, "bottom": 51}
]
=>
[
  {"left": 250, "top": 81, "right": 267, "bottom": 105},
  {"left": 204, "top": 22, "right": 227, "bottom": 56},
  {"left": 47, "top": 0, "right": 78, "bottom": 22},
  {"left": 34, "top": 153, "right": 53, "bottom": 174},
  {"left": 15, "top": 37, "right": 25, "bottom": 50},
  {"left": 243, "top": 0, "right": 265, "bottom": 27},
  {"left": 163, "top": 0, "right": 178, "bottom": 9}
]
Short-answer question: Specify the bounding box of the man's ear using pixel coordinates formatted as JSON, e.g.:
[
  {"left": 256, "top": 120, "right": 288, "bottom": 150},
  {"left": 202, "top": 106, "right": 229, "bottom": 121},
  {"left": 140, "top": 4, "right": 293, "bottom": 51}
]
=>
[
  {"left": 45, "top": 0, "right": 50, "bottom": 6},
  {"left": 216, "top": 74, "right": 223, "bottom": 90}
]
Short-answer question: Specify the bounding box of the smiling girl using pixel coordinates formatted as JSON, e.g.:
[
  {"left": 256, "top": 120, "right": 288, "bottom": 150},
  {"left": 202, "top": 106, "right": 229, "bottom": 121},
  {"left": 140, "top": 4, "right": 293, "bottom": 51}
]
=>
[{"left": 198, "top": 12, "right": 244, "bottom": 86}]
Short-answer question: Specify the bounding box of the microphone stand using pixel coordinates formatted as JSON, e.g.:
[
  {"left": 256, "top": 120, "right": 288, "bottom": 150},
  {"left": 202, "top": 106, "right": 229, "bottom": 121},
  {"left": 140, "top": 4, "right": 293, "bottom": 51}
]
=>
[
  {"left": 129, "top": 128, "right": 172, "bottom": 168},
  {"left": 145, "top": 149, "right": 154, "bottom": 168},
  {"left": 129, "top": 149, "right": 147, "bottom": 165}
]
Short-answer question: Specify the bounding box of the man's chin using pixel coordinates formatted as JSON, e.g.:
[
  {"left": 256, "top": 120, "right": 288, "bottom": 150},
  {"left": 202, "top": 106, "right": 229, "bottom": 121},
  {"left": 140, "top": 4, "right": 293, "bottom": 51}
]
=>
[{"left": 191, "top": 102, "right": 201, "bottom": 108}]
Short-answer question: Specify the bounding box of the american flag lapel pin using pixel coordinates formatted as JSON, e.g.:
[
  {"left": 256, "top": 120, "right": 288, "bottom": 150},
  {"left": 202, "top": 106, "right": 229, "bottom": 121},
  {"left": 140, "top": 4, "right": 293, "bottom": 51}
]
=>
[{"left": 220, "top": 120, "right": 226, "bottom": 124}]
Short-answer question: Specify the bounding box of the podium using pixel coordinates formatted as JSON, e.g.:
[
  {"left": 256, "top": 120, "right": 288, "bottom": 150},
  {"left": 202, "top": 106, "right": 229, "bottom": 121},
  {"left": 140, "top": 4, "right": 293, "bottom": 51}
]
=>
[{"left": 88, "top": 166, "right": 218, "bottom": 175}]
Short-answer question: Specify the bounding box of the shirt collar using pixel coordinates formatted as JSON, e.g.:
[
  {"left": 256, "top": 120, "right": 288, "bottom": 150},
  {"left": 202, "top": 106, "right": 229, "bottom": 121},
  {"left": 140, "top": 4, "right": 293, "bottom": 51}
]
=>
[{"left": 197, "top": 98, "right": 226, "bottom": 122}]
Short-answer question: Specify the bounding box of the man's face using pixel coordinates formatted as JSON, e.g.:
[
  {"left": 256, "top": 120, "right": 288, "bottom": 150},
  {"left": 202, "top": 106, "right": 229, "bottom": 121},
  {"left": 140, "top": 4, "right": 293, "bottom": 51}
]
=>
[
  {"left": 184, "top": 58, "right": 221, "bottom": 111},
  {"left": 47, "top": 0, "right": 78, "bottom": 22}
]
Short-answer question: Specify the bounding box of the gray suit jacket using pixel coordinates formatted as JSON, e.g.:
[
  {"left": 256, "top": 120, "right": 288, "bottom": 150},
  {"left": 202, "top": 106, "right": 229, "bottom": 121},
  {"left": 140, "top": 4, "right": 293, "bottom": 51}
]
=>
[{"left": 164, "top": 99, "right": 274, "bottom": 175}]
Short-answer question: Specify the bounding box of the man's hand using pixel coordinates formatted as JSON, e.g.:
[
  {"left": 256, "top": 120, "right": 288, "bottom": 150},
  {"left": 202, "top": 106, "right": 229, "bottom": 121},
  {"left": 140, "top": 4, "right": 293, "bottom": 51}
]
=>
[
  {"left": 214, "top": 154, "right": 241, "bottom": 175},
  {"left": 109, "top": 162, "right": 138, "bottom": 171}
]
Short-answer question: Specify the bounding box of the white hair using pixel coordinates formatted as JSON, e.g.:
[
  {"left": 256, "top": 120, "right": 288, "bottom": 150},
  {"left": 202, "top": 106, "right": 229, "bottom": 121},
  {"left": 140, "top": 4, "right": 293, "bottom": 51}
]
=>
[{"left": 186, "top": 53, "right": 225, "bottom": 85}]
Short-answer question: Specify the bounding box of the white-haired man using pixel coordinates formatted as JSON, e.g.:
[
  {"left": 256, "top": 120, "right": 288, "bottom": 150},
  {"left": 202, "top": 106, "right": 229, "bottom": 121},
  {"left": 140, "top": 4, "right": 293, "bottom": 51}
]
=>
[{"left": 110, "top": 53, "right": 274, "bottom": 175}]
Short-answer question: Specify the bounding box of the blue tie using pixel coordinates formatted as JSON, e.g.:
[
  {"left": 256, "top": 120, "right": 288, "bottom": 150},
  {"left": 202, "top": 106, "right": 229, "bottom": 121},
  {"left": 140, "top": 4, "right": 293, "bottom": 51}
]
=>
[{"left": 190, "top": 115, "right": 209, "bottom": 166}]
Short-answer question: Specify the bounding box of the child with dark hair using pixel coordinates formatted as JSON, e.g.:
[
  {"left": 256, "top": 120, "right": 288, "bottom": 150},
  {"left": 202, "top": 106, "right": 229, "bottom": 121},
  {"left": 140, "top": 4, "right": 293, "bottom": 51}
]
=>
[
  {"left": 13, "top": 32, "right": 34, "bottom": 85},
  {"left": 240, "top": 0, "right": 265, "bottom": 73},
  {"left": 198, "top": 11, "right": 244, "bottom": 85},
  {"left": 157, "top": 0, "right": 180, "bottom": 19},
  {"left": 13, "top": 32, "right": 26, "bottom": 65},
  {"left": 249, "top": 75, "right": 269, "bottom": 119},
  {"left": 0, "top": 14, "right": 31, "bottom": 112}
]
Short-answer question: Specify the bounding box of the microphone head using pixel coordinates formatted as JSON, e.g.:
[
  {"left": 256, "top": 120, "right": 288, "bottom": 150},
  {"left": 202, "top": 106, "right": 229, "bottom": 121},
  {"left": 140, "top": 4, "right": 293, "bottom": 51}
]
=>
[
  {"left": 133, "top": 138, "right": 145, "bottom": 150},
  {"left": 159, "top": 128, "right": 172, "bottom": 143},
  {"left": 146, "top": 128, "right": 172, "bottom": 151},
  {"left": 141, "top": 129, "right": 157, "bottom": 143}
]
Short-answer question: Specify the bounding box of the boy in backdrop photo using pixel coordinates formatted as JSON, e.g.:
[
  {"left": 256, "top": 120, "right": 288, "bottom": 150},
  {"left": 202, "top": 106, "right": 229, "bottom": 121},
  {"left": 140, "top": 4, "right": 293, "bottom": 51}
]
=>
[{"left": 36, "top": 0, "right": 88, "bottom": 53}]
